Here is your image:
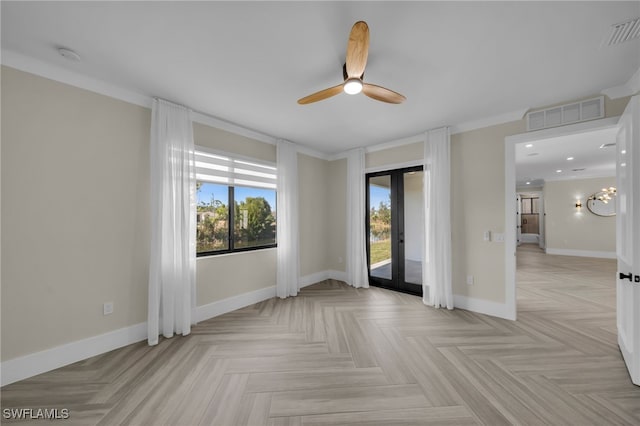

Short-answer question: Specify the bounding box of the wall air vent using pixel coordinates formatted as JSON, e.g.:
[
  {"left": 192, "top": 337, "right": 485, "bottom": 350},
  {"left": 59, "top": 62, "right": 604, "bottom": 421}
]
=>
[
  {"left": 526, "top": 96, "right": 604, "bottom": 132},
  {"left": 605, "top": 17, "right": 640, "bottom": 46}
]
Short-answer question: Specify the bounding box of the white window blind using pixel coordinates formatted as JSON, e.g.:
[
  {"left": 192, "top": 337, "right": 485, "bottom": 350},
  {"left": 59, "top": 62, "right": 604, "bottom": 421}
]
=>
[{"left": 195, "top": 146, "right": 277, "bottom": 189}]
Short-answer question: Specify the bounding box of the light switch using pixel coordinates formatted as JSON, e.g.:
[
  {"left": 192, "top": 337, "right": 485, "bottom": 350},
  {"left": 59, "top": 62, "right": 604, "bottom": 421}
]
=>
[
  {"left": 493, "top": 233, "right": 505, "bottom": 243},
  {"left": 483, "top": 231, "right": 491, "bottom": 241}
]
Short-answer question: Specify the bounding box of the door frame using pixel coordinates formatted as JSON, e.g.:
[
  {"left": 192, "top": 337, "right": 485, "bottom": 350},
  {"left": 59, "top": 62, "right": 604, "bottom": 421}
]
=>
[
  {"left": 504, "top": 115, "right": 621, "bottom": 321},
  {"left": 615, "top": 95, "right": 640, "bottom": 385},
  {"left": 366, "top": 165, "right": 424, "bottom": 296},
  {"left": 517, "top": 190, "right": 544, "bottom": 247}
]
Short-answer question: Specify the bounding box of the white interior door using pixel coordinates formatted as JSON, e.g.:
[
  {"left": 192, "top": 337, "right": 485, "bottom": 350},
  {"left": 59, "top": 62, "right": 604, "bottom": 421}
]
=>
[
  {"left": 516, "top": 194, "right": 522, "bottom": 246},
  {"left": 616, "top": 95, "right": 640, "bottom": 386}
]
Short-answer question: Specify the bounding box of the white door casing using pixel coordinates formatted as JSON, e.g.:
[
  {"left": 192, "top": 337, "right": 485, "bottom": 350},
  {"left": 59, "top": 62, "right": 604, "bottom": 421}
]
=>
[
  {"left": 538, "top": 195, "right": 545, "bottom": 250},
  {"left": 516, "top": 194, "right": 522, "bottom": 246},
  {"left": 616, "top": 95, "right": 640, "bottom": 386}
]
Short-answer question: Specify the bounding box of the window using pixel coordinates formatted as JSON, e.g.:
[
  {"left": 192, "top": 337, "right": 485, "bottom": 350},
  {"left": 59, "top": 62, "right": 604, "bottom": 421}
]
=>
[{"left": 195, "top": 147, "right": 277, "bottom": 256}]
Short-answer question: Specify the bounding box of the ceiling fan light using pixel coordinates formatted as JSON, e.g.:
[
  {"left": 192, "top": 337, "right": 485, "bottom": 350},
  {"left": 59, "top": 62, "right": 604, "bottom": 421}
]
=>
[{"left": 343, "top": 78, "right": 363, "bottom": 95}]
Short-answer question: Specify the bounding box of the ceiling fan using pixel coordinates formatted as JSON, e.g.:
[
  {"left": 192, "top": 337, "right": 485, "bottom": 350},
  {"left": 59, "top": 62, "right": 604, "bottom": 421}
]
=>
[{"left": 297, "top": 21, "right": 406, "bottom": 105}]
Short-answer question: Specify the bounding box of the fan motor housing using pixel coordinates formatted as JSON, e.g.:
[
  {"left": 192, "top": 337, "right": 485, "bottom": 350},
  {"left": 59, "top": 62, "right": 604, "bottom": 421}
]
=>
[{"left": 343, "top": 63, "right": 363, "bottom": 81}]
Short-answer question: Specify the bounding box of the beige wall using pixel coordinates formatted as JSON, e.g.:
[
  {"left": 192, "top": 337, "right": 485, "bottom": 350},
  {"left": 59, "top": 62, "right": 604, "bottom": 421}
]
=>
[
  {"left": 196, "top": 248, "right": 277, "bottom": 304},
  {"left": 362, "top": 126, "right": 520, "bottom": 303},
  {"left": 361, "top": 95, "right": 630, "bottom": 305},
  {"left": 366, "top": 142, "right": 423, "bottom": 169},
  {"left": 2, "top": 67, "right": 151, "bottom": 360},
  {"left": 451, "top": 121, "right": 525, "bottom": 302},
  {"left": 544, "top": 177, "right": 616, "bottom": 253},
  {"left": 450, "top": 95, "right": 628, "bottom": 303},
  {"left": 2, "top": 64, "right": 630, "bottom": 362},
  {"left": 298, "top": 154, "right": 329, "bottom": 276},
  {"left": 326, "top": 158, "right": 347, "bottom": 272},
  {"left": 1, "top": 67, "right": 331, "bottom": 362},
  {"left": 193, "top": 122, "right": 276, "bottom": 163}
]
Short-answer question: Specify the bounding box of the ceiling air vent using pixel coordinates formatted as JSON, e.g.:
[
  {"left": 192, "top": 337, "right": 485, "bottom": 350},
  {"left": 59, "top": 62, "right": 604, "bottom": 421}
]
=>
[
  {"left": 526, "top": 96, "right": 604, "bottom": 132},
  {"left": 600, "top": 142, "right": 616, "bottom": 149},
  {"left": 605, "top": 17, "right": 640, "bottom": 46}
]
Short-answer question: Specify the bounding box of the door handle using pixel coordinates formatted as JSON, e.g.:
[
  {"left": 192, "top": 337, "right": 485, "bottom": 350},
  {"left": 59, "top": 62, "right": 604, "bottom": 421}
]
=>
[{"left": 619, "top": 272, "right": 640, "bottom": 283}]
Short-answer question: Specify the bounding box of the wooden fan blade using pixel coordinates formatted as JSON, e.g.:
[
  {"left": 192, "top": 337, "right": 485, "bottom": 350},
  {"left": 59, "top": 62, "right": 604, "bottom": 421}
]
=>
[
  {"left": 346, "top": 21, "right": 369, "bottom": 78},
  {"left": 362, "top": 83, "right": 406, "bottom": 104},
  {"left": 297, "top": 84, "right": 344, "bottom": 104}
]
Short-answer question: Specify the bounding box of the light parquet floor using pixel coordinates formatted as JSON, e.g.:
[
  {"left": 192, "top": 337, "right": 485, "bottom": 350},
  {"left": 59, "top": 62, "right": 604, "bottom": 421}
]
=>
[{"left": 2, "top": 246, "right": 639, "bottom": 425}]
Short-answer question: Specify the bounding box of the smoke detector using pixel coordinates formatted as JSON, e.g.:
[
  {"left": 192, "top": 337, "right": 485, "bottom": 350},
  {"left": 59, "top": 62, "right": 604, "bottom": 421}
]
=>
[{"left": 58, "top": 47, "right": 81, "bottom": 62}]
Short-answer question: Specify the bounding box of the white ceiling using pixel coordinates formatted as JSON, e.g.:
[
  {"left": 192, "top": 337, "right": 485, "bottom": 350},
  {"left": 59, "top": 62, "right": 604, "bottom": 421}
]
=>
[
  {"left": 515, "top": 127, "right": 619, "bottom": 187},
  {"left": 1, "top": 2, "right": 639, "bottom": 155}
]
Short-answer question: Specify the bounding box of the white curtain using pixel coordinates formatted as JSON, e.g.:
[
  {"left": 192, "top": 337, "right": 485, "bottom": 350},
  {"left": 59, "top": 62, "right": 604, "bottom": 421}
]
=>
[
  {"left": 148, "top": 99, "right": 197, "bottom": 345},
  {"left": 346, "top": 148, "right": 369, "bottom": 288},
  {"left": 423, "top": 127, "right": 453, "bottom": 309},
  {"left": 276, "top": 140, "right": 300, "bottom": 298}
]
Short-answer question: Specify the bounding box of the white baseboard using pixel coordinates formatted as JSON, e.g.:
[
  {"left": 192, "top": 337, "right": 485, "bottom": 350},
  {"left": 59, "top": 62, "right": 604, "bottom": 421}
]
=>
[
  {"left": 299, "top": 270, "right": 348, "bottom": 288},
  {"left": 545, "top": 248, "right": 616, "bottom": 259},
  {"left": 299, "top": 271, "right": 331, "bottom": 288},
  {"left": 195, "top": 285, "right": 276, "bottom": 322},
  {"left": 328, "top": 270, "right": 348, "bottom": 283},
  {"left": 454, "top": 295, "right": 515, "bottom": 321},
  {"left": 1, "top": 322, "right": 147, "bottom": 386},
  {"left": 2, "top": 285, "right": 278, "bottom": 387}
]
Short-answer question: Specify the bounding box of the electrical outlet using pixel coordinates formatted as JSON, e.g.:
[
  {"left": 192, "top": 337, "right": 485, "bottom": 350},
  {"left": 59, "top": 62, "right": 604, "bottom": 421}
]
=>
[
  {"left": 103, "top": 302, "right": 113, "bottom": 316},
  {"left": 466, "top": 275, "right": 474, "bottom": 285}
]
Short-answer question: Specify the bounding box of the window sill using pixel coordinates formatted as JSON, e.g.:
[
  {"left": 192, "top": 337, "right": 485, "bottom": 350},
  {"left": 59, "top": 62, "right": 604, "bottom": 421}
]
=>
[{"left": 196, "top": 246, "right": 277, "bottom": 260}]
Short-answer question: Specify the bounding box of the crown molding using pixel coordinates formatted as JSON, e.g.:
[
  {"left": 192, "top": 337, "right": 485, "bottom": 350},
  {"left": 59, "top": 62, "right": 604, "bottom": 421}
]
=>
[
  {"left": 1, "top": 49, "right": 152, "bottom": 108},
  {"left": 602, "top": 66, "right": 640, "bottom": 99},
  {"left": 1, "top": 49, "right": 565, "bottom": 163},
  {"left": 348, "top": 107, "right": 529, "bottom": 159},
  {"left": 296, "top": 144, "right": 331, "bottom": 161},
  {"left": 191, "top": 111, "right": 277, "bottom": 146},
  {"left": 1, "top": 49, "right": 340, "bottom": 158},
  {"left": 364, "top": 133, "right": 425, "bottom": 154},
  {"left": 451, "top": 108, "right": 529, "bottom": 134},
  {"left": 543, "top": 171, "right": 616, "bottom": 183}
]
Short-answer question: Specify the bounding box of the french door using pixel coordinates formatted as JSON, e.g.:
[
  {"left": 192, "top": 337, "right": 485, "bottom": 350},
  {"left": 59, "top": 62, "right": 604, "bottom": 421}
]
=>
[{"left": 366, "top": 166, "right": 423, "bottom": 296}]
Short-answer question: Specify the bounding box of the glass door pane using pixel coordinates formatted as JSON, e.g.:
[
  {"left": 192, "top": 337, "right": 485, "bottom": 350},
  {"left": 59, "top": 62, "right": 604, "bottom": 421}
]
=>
[
  {"left": 368, "top": 175, "right": 392, "bottom": 281},
  {"left": 403, "top": 171, "right": 423, "bottom": 286}
]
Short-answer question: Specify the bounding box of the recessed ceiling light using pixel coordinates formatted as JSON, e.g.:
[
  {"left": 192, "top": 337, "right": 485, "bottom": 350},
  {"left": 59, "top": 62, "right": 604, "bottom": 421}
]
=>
[
  {"left": 621, "top": 150, "right": 627, "bottom": 154},
  {"left": 525, "top": 144, "right": 533, "bottom": 148},
  {"left": 567, "top": 157, "right": 574, "bottom": 161},
  {"left": 58, "top": 47, "right": 81, "bottom": 62},
  {"left": 526, "top": 181, "right": 531, "bottom": 185},
  {"left": 556, "top": 169, "right": 562, "bottom": 173}
]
